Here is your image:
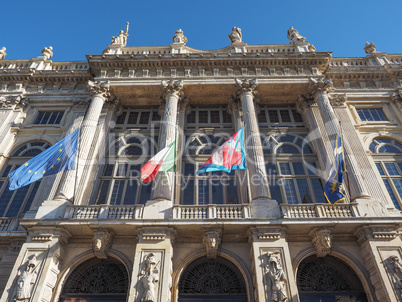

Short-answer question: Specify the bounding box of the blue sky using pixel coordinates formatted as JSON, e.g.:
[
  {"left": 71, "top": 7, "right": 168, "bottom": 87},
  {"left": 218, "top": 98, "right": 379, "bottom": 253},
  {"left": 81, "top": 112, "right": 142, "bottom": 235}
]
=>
[{"left": 1, "top": 0, "right": 401, "bottom": 61}]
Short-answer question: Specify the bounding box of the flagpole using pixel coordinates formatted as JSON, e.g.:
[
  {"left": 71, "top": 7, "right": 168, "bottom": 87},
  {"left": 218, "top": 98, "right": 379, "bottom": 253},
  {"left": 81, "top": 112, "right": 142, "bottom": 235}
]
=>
[{"left": 339, "top": 121, "right": 352, "bottom": 203}]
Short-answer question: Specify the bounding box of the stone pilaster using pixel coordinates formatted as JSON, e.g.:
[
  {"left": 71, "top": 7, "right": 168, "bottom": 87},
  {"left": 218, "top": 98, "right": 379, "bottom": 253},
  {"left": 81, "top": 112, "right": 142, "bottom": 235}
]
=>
[
  {"left": 128, "top": 227, "right": 175, "bottom": 302},
  {"left": 249, "top": 227, "right": 299, "bottom": 302},
  {"left": 54, "top": 81, "right": 110, "bottom": 203},
  {"left": 0, "top": 227, "right": 71, "bottom": 302},
  {"left": 308, "top": 78, "right": 370, "bottom": 202},
  {"left": 354, "top": 225, "right": 402, "bottom": 302},
  {"left": 235, "top": 79, "right": 280, "bottom": 218}
]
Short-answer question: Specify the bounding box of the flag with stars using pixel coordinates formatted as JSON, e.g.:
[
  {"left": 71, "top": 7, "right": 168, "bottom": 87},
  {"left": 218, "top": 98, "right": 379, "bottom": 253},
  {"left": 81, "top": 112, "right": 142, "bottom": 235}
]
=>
[
  {"left": 324, "top": 129, "right": 346, "bottom": 205},
  {"left": 8, "top": 129, "right": 79, "bottom": 191}
]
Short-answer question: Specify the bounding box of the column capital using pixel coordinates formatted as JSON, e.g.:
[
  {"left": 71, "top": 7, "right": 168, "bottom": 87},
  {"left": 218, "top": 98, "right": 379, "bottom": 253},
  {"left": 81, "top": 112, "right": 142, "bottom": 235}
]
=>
[
  {"left": 0, "top": 95, "right": 29, "bottom": 110},
  {"left": 296, "top": 94, "right": 315, "bottom": 112},
  {"left": 161, "top": 79, "right": 184, "bottom": 100},
  {"left": 88, "top": 80, "right": 111, "bottom": 99},
  {"left": 307, "top": 78, "right": 334, "bottom": 98},
  {"left": 234, "top": 78, "right": 258, "bottom": 98},
  {"left": 328, "top": 93, "right": 347, "bottom": 107},
  {"left": 178, "top": 96, "right": 190, "bottom": 112}
]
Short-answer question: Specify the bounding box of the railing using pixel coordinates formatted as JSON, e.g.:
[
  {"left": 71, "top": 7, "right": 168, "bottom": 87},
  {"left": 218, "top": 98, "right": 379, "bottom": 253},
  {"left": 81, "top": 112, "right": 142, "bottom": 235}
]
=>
[
  {"left": 280, "top": 203, "right": 359, "bottom": 218},
  {"left": 330, "top": 58, "right": 368, "bottom": 67},
  {"left": 0, "top": 218, "right": 21, "bottom": 232},
  {"left": 173, "top": 204, "right": 251, "bottom": 219},
  {"left": 64, "top": 205, "right": 144, "bottom": 220},
  {"left": 52, "top": 62, "right": 89, "bottom": 71}
]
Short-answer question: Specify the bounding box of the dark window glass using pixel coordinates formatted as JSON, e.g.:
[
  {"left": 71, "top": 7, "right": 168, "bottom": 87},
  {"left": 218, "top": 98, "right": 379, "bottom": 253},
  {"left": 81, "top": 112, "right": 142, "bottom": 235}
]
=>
[
  {"left": 139, "top": 112, "right": 150, "bottom": 124},
  {"left": 186, "top": 111, "right": 196, "bottom": 123},
  {"left": 222, "top": 111, "right": 232, "bottom": 123},
  {"left": 116, "top": 112, "right": 126, "bottom": 124},
  {"left": 280, "top": 110, "right": 291, "bottom": 122},
  {"left": 127, "top": 112, "right": 138, "bottom": 124},
  {"left": 210, "top": 111, "right": 220, "bottom": 123},
  {"left": 198, "top": 111, "right": 208, "bottom": 123},
  {"left": 268, "top": 110, "right": 279, "bottom": 123}
]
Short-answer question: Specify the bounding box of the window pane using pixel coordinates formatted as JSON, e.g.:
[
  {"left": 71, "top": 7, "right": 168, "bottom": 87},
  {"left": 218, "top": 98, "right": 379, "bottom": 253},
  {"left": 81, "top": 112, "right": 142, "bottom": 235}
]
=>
[
  {"left": 292, "top": 110, "right": 304, "bottom": 122},
  {"left": 211, "top": 181, "right": 224, "bottom": 204},
  {"left": 268, "top": 110, "right": 279, "bottom": 123},
  {"left": 270, "top": 180, "right": 283, "bottom": 204},
  {"left": 297, "top": 179, "right": 312, "bottom": 203},
  {"left": 311, "top": 178, "right": 325, "bottom": 203},
  {"left": 48, "top": 112, "right": 58, "bottom": 124},
  {"left": 116, "top": 164, "right": 128, "bottom": 177},
  {"left": 199, "top": 111, "right": 208, "bottom": 123},
  {"left": 5, "top": 185, "right": 30, "bottom": 217},
  {"left": 383, "top": 179, "right": 401, "bottom": 210},
  {"left": 184, "top": 163, "right": 194, "bottom": 175},
  {"left": 127, "top": 112, "right": 139, "bottom": 124},
  {"left": 116, "top": 112, "right": 126, "bottom": 124},
  {"left": 138, "top": 183, "right": 151, "bottom": 204},
  {"left": 378, "top": 145, "right": 401, "bottom": 153},
  {"left": 384, "top": 163, "right": 399, "bottom": 175},
  {"left": 54, "top": 112, "right": 63, "bottom": 124},
  {"left": 222, "top": 111, "right": 232, "bottom": 123},
  {"left": 277, "top": 145, "right": 299, "bottom": 154},
  {"left": 139, "top": 112, "right": 150, "bottom": 124},
  {"left": 293, "top": 163, "right": 305, "bottom": 175},
  {"left": 210, "top": 111, "right": 220, "bottom": 123},
  {"left": 266, "top": 163, "right": 277, "bottom": 176},
  {"left": 198, "top": 179, "right": 209, "bottom": 205},
  {"left": 227, "top": 179, "right": 237, "bottom": 204},
  {"left": 182, "top": 179, "right": 194, "bottom": 205},
  {"left": 392, "top": 179, "right": 402, "bottom": 200},
  {"left": 34, "top": 112, "right": 46, "bottom": 124},
  {"left": 282, "top": 179, "right": 297, "bottom": 204},
  {"left": 376, "top": 163, "right": 385, "bottom": 175},
  {"left": 1, "top": 165, "right": 12, "bottom": 177},
  {"left": 279, "top": 163, "right": 292, "bottom": 175},
  {"left": 22, "top": 182, "right": 40, "bottom": 214},
  {"left": 187, "top": 111, "right": 196, "bottom": 123},
  {"left": 123, "top": 181, "right": 138, "bottom": 205},
  {"left": 258, "top": 110, "right": 267, "bottom": 123},
  {"left": 280, "top": 110, "right": 291, "bottom": 122},
  {"left": 96, "top": 180, "right": 110, "bottom": 204},
  {"left": 103, "top": 164, "right": 114, "bottom": 176},
  {"left": 109, "top": 180, "right": 125, "bottom": 205}
]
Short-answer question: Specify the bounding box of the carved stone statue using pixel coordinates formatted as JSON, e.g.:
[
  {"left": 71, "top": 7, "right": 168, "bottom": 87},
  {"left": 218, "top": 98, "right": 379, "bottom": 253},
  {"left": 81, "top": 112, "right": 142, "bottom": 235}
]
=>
[
  {"left": 364, "top": 42, "right": 376, "bottom": 54},
  {"left": 14, "top": 254, "right": 38, "bottom": 301},
  {"left": 287, "top": 26, "right": 306, "bottom": 44},
  {"left": 41, "top": 46, "right": 53, "bottom": 60},
  {"left": 265, "top": 251, "right": 287, "bottom": 302},
  {"left": 229, "top": 27, "right": 242, "bottom": 44},
  {"left": 140, "top": 253, "right": 159, "bottom": 302},
  {"left": 172, "top": 29, "right": 187, "bottom": 44},
  {"left": 111, "top": 22, "right": 129, "bottom": 47},
  {"left": 0, "top": 47, "right": 6, "bottom": 60},
  {"left": 310, "top": 228, "right": 332, "bottom": 257},
  {"left": 92, "top": 229, "right": 114, "bottom": 259},
  {"left": 388, "top": 256, "right": 402, "bottom": 292}
]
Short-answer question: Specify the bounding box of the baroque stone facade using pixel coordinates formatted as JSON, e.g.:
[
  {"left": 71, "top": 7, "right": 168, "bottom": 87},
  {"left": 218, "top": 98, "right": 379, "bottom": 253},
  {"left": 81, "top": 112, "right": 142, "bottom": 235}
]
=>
[{"left": 0, "top": 27, "right": 401, "bottom": 302}]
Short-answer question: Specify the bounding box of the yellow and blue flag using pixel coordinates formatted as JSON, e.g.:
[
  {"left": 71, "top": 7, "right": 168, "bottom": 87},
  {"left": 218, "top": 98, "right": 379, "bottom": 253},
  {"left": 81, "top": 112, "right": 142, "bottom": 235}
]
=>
[
  {"left": 8, "top": 129, "right": 79, "bottom": 191},
  {"left": 324, "top": 129, "right": 346, "bottom": 205}
]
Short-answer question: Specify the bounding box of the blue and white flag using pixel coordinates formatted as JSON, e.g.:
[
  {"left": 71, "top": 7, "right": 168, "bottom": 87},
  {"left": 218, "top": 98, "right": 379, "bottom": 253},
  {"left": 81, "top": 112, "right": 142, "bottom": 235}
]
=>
[
  {"left": 8, "top": 129, "right": 79, "bottom": 191},
  {"left": 324, "top": 129, "right": 346, "bottom": 205}
]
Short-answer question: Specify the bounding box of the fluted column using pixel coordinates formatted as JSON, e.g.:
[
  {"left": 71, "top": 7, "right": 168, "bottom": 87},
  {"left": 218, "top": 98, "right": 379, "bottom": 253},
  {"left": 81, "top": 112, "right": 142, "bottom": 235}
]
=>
[
  {"left": 55, "top": 81, "right": 110, "bottom": 202},
  {"left": 235, "top": 79, "right": 271, "bottom": 200},
  {"left": 308, "top": 78, "right": 370, "bottom": 201},
  {"left": 152, "top": 80, "right": 183, "bottom": 201}
]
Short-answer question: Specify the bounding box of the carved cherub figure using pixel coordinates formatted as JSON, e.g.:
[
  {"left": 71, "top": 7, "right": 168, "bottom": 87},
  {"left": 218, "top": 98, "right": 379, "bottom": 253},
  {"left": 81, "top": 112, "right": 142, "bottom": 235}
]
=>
[{"left": 229, "top": 27, "right": 242, "bottom": 44}]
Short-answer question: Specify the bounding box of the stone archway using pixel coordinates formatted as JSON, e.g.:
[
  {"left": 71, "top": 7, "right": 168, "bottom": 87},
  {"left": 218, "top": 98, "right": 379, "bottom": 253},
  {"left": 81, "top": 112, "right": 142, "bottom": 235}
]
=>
[
  {"left": 178, "top": 256, "right": 248, "bottom": 302},
  {"left": 297, "top": 255, "right": 368, "bottom": 302},
  {"left": 60, "top": 257, "right": 128, "bottom": 302}
]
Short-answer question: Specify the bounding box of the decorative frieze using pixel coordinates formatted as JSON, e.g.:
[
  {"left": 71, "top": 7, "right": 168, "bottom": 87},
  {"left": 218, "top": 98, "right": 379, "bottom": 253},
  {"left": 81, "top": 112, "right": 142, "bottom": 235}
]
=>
[
  {"left": 138, "top": 228, "right": 176, "bottom": 242},
  {"left": 92, "top": 228, "right": 114, "bottom": 259},
  {"left": 0, "top": 95, "right": 28, "bottom": 109},
  {"left": 249, "top": 227, "right": 286, "bottom": 242},
  {"left": 328, "top": 93, "right": 347, "bottom": 107},
  {"left": 203, "top": 228, "right": 222, "bottom": 259},
  {"left": 355, "top": 225, "right": 399, "bottom": 244},
  {"left": 310, "top": 228, "right": 332, "bottom": 257}
]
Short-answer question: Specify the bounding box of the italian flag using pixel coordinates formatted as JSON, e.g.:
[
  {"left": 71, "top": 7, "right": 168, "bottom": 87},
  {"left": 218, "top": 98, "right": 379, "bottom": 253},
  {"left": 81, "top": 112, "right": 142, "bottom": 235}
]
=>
[{"left": 141, "top": 140, "right": 176, "bottom": 183}]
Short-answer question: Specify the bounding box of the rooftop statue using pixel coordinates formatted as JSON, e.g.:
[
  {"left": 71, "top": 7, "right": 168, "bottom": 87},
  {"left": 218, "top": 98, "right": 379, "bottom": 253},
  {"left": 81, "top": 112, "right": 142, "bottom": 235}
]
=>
[
  {"left": 111, "top": 22, "right": 129, "bottom": 47},
  {"left": 0, "top": 47, "right": 6, "bottom": 60},
  {"left": 229, "top": 26, "right": 242, "bottom": 44},
  {"left": 41, "top": 46, "right": 53, "bottom": 60},
  {"left": 172, "top": 29, "right": 187, "bottom": 44},
  {"left": 364, "top": 42, "right": 376, "bottom": 54},
  {"left": 287, "top": 26, "right": 306, "bottom": 44}
]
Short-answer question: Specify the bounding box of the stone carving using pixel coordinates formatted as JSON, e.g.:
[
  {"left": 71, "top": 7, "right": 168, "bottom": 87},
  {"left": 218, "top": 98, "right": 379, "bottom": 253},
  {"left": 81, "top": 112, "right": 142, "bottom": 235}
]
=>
[
  {"left": 92, "top": 229, "right": 114, "bottom": 259},
  {"left": 329, "top": 93, "right": 347, "bottom": 107},
  {"left": 310, "top": 228, "right": 332, "bottom": 257},
  {"left": 111, "top": 22, "right": 129, "bottom": 47},
  {"left": 308, "top": 44, "right": 316, "bottom": 52},
  {"left": 0, "top": 47, "right": 6, "bottom": 60},
  {"left": 41, "top": 46, "right": 53, "bottom": 60},
  {"left": 172, "top": 29, "right": 187, "bottom": 45},
  {"left": 234, "top": 78, "right": 258, "bottom": 98},
  {"left": 228, "top": 95, "right": 241, "bottom": 114},
  {"left": 14, "top": 254, "right": 38, "bottom": 301},
  {"left": 287, "top": 26, "right": 306, "bottom": 44},
  {"left": 0, "top": 96, "right": 28, "bottom": 109},
  {"left": 385, "top": 255, "right": 402, "bottom": 297},
  {"left": 264, "top": 251, "right": 288, "bottom": 302},
  {"left": 140, "top": 253, "right": 160, "bottom": 302},
  {"left": 161, "top": 80, "right": 184, "bottom": 100},
  {"left": 296, "top": 94, "right": 315, "bottom": 112},
  {"left": 88, "top": 80, "right": 111, "bottom": 99},
  {"left": 203, "top": 229, "right": 221, "bottom": 259},
  {"left": 229, "top": 27, "right": 242, "bottom": 44},
  {"left": 364, "top": 42, "right": 376, "bottom": 54},
  {"left": 307, "top": 78, "right": 333, "bottom": 98}
]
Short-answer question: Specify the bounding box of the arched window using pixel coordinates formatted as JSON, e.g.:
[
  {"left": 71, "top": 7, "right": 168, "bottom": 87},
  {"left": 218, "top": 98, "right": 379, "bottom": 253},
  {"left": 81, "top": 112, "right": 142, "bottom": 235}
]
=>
[
  {"left": 178, "top": 256, "right": 247, "bottom": 302},
  {"left": 60, "top": 257, "right": 128, "bottom": 302},
  {"left": 0, "top": 141, "right": 50, "bottom": 218},
  {"left": 370, "top": 137, "right": 402, "bottom": 210},
  {"left": 297, "top": 255, "right": 368, "bottom": 301}
]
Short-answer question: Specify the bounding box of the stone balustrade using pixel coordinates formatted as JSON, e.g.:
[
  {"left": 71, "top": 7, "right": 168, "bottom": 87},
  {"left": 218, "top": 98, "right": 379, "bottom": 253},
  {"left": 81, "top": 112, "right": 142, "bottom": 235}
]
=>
[
  {"left": 64, "top": 205, "right": 144, "bottom": 220},
  {"left": 280, "top": 203, "right": 360, "bottom": 218},
  {"left": 52, "top": 62, "right": 89, "bottom": 70},
  {"left": 172, "top": 204, "right": 251, "bottom": 220},
  {"left": 0, "top": 218, "right": 20, "bottom": 232},
  {"left": 330, "top": 58, "right": 368, "bottom": 67}
]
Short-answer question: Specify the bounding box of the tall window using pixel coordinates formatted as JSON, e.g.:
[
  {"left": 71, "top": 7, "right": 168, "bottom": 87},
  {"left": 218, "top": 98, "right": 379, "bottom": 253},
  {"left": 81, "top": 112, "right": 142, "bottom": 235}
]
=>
[
  {"left": 357, "top": 108, "right": 388, "bottom": 122},
  {"left": 370, "top": 137, "right": 402, "bottom": 210},
  {"left": 259, "top": 105, "right": 325, "bottom": 204},
  {"left": 0, "top": 141, "right": 50, "bottom": 217},
  {"left": 34, "top": 111, "right": 64, "bottom": 124},
  {"left": 182, "top": 106, "right": 238, "bottom": 205},
  {"left": 96, "top": 107, "right": 160, "bottom": 205}
]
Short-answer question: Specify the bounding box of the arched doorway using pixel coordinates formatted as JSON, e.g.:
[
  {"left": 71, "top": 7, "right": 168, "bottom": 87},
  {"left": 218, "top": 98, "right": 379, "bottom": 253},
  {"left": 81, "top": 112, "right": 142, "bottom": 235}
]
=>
[
  {"left": 297, "top": 255, "right": 368, "bottom": 302},
  {"left": 178, "top": 256, "right": 248, "bottom": 302},
  {"left": 60, "top": 257, "right": 128, "bottom": 302}
]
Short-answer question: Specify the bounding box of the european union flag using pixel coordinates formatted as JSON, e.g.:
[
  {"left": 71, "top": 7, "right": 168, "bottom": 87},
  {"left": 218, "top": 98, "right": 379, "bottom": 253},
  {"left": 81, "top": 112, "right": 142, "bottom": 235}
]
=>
[
  {"left": 324, "top": 129, "right": 346, "bottom": 205},
  {"left": 8, "top": 129, "right": 79, "bottom": 191}
]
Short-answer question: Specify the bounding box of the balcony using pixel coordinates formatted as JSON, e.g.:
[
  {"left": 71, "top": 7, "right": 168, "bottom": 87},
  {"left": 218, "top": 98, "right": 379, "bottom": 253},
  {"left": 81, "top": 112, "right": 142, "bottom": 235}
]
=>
[
  {"left": 172, "top": 204, "right": 251, "bottom": 220},
  {"left": 63, "top": 205, "right": 144, "bottom": 220},
  {"left": 280, "top": 203, "right": 360, "bottom": 218}
]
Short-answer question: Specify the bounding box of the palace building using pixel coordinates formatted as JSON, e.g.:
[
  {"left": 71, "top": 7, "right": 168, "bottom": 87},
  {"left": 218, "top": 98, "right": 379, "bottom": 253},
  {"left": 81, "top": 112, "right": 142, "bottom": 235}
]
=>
[{"left": 0, "top": 25, "right": 401, "bottom": 302}]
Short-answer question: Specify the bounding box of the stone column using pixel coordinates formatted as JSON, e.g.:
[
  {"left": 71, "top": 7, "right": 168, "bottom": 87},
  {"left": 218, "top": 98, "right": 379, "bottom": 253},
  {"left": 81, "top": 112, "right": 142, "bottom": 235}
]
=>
[
  {"left": 308, "top": 78, "right": 370, "bottom": 201},
  {"left": 235, "top": 79, "right": 280, "bottom": 218},
  {"left": 354, "top": 225, "right": 402, "bottom": 302},
  {"left": 249, "top": 227, "right": 299, "bottom": 302},
  {"left": 128, "top": 227, "right": 175, "bottom": 302},
  {"left": 228, "top": 96, "right": 249, "bottom": 203},
  {"left": 151, "top": 80, "right": 183, "bottom": 201},
  {"left": 55, "top": 81, "right": 110, "bottom": 203},
  {"left": 0, "top": 227, "right": 70, "bottom": 302}
]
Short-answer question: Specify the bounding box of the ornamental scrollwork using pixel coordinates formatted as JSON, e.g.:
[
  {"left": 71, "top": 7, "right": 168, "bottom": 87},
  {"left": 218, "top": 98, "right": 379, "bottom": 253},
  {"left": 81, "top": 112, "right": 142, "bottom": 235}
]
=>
[
  {"left": 161, "top": 80, "right": 184, "bottom": 100},
  {"left": 14, "top": 253, "right": 39, "bottom": 301},
  {"left": 264, "top": 251, "right": 288, "bottom": 302},
  {"left": 0, "top": 95, "right": 28, "bottom": 109},
  {"left": 88, "top": 80, "right": 111, "bottom": 99},
  {"left": 329, "top": 93, "right": 347, "bottom": 107},
  {"left": 139, "top": 253, "right": 160, "bottom": 302},
  {"left": 296, "top": 94, "right": 315, "bottom": 112},
  {"left": 234, "top": 78, "right": 258, "bottom": 98},
  {"left": 307, "top": 78, "right": 334, "bottom": 99}
]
